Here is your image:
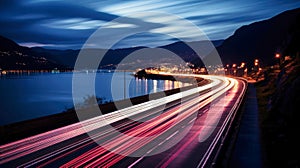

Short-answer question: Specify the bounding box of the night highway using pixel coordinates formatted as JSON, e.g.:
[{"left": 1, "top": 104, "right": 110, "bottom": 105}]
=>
[{"left": 0, "top": 75, "right": 247, "bottom": 168}]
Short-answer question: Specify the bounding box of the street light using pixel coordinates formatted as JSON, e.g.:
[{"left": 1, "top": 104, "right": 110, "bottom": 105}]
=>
[
  {"left": 253, "top": 59, "right": 259, "bottom": 73},
  {"left": 241, "top": 62, "right": 245, "bottom": 68},
  {"left": 275, "top": 53, "right": 281, "bottom": 68},
  {"left": 244, "top": 68, "right": 248, "bottom": 77},
  {"left": 254, "top": 59, "right": 259, "bottom": 66}
]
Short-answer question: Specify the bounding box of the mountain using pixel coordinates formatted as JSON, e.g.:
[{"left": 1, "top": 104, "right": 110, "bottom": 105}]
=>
[
  {"left": 158, "top": 41, "right": 216, "bottom": 67},
  {"left": 2, "top": 8, "right": 300, "bottom": 70},
  {"left": 217, "top": 8, "right": 300, "bottom": 66},
  {"left": 0, "top": 36, "right": 21, "bottom": 51},
  {"left": 29, "top": 47, "right": 79, "bottom": 67},
  {"left": 30, "top": 46, "right": 149, "bottom": 69},
  {"left": 26, "top": 6, "right": 300, "bottom": 70},
  {"left": 0, "top": 36, "right": 67, "bottom": 70},
  {"left": 29, "top": 40, "right": 223, "bottom": 69},
  {"left": 1, "top": 31, "right": 224, "bottom": 70}
]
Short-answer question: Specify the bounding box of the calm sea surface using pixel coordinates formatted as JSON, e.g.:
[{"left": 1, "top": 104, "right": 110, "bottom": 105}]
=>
[{"left": 0, "top": 71, "right": 188, "bottom": 125}]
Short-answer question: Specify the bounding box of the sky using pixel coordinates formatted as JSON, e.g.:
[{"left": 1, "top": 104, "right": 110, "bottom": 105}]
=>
[{"left": 1, "top": 0, "right": 300, "bottom": 49}]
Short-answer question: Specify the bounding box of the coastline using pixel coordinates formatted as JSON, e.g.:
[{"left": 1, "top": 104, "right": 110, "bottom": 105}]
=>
[{"left": 0, "top": 76, "right": 208, "bottom": 145}]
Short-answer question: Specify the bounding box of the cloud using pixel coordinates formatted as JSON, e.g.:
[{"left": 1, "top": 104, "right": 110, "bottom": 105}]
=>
[
  {"left": 0, "top": 0, "right": 300, "bottom": 49},
  {"left": 0, "top": 0, "right": 162, "bottom": 48},
  {"left": 18, "top": 42, "right": 55, "bottom": 48},
  {"left": 44, "top": 18, "right": 105, "bottom": 30}
]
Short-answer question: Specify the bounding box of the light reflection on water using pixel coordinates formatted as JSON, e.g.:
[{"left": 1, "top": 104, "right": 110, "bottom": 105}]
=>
[{"left": 0, "top": 72, "right": 189, "bottom": 125}]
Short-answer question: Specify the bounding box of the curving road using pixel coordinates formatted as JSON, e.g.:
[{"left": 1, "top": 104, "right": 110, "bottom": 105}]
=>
[{"left": 0, "top": 74, "right": 247, "bottom": 168}]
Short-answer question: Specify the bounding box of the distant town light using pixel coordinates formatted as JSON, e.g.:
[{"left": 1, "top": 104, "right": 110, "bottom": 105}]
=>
[
  {"left": 285, "top": 55, "right": 292, "bottom": 61},
  {"left": 275, "top": 53, "right": 280, "bottom": 58},
  {"left": 255, "top": 59, "right": 259, "bottom": 63},
  {"left": 232, "top": 64, "right": 237, "bottom": 68},
  {"left": 200, "top": 68, "right": 206, "bottom": 73}
]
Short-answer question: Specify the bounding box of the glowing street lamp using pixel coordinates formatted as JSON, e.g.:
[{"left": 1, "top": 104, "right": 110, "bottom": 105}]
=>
[
  {"left": 275, "top": 53, "right": 281, "bottom": 68},
  {"left": 241, "top": 62, "right": 245, "bottom": 68},
  {"left": 254, "top": 59, "right": 259, "bottom": 67},
  {"left": 244, "top": 68, "right": 248, "bottom": 77},
  {"left": 232, "top": 64, "right": 237, "bottom": 68}
]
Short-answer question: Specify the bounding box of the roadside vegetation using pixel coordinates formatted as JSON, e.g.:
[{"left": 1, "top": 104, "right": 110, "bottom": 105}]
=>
[{"left": 255, "top": 56, "right": 300, "bottom": 167}]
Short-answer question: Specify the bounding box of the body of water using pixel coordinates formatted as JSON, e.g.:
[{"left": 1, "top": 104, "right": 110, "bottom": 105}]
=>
[{"left": 0, "top": 71, "right": 188, "bottom": 125}]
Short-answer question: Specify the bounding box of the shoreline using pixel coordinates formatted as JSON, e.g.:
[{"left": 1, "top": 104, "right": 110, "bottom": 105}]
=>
[{"left": 0, "top": 76, "right": 208, "bottom": 145}]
